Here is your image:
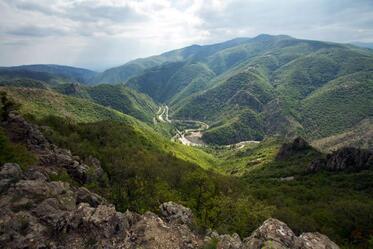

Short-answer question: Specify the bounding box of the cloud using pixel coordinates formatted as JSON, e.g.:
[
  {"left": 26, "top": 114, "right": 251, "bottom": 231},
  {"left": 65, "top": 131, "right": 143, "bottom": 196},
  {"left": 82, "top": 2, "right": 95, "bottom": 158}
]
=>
[
  {"left": 6, "top": 26, "right": 69, "bottom": 37},
  {"left": 0, "top": 0, "right": 373, "bottom": 69}
]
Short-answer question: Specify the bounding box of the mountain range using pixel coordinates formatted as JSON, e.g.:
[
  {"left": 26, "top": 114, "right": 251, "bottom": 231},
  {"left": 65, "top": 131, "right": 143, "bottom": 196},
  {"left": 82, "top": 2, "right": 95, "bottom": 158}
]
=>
[
  {"left": 96, "top": 34, "right": 373, "bottom": 147},
  {"left": 2, "top": 34, "right": 372, "bottom": 147},
  {"left": 1, "top": 34, "right": 373, "bottom": 248}
]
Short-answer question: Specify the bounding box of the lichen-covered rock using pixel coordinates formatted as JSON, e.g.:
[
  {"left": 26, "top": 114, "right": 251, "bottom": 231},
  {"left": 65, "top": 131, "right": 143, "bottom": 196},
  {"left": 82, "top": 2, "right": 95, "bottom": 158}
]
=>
[
  {"left": 217, "top": 233, "right": 243, "bottom": 249},
  {"left": 242, "top": 218, "right": 340, "bottom": 249},
  {"left": 299, "top": 232, "right": 340, "bottom": 249},
  {"left": 129, "top": 211, "right": 202, "bottom": 249},
  {"left": 243, "top": 218, "right": 300, "bottom": 248},
  {"left": 160, "top": 201, "right": 194, "bottom": 225}
]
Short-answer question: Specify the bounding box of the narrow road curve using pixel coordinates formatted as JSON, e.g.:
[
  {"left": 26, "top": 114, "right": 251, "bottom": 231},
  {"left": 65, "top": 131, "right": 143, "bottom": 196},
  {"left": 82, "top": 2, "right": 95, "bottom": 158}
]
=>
[
  {"left": 155, "top": 105, "right": 260, "bottom": 148},
  {"left": 155, "top": 105, "right": 208, "bottom": 146}
]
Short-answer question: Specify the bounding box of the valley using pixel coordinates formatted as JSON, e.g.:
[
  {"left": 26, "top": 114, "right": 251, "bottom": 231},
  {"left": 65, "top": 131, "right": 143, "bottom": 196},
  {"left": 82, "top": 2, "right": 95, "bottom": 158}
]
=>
[
  {"left": 0, "top": 34, "right": 372, "bottom": 249},
  {"left": 156, "top": 104, "right": 260, "bottom": 148},
  {"left": 156, "top": 104, "right": 209, "bottom": 146}
]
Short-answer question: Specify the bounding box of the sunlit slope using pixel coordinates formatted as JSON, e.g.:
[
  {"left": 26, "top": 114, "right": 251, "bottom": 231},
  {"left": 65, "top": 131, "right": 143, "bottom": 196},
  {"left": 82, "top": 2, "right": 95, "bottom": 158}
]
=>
[{"left": 0, "top": 86, "right": 218, "bottom": 169}]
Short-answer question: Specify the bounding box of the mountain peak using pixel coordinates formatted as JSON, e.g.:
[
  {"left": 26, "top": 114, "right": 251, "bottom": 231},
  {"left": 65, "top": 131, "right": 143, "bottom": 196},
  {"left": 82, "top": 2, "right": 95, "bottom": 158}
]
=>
[{"left": 253, "top": 34, "right": 293, "bottom": 41}]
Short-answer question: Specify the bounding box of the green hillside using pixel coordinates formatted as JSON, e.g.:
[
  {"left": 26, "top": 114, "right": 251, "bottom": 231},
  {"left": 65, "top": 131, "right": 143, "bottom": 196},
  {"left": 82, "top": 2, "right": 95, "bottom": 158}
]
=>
[
  {"left": 0, "top": 86, "right": 217, "bottom": 169},
  {"left": 1, "top": 79, "right": 158, "bottom": 124},
  {"left": 299, "top": 71, "right": 373, "bottom": 139},
  {"left": 127, "top": 62, "right": 216, "bottom": 103},
  {"left": 150, "top": 35, "right": 373, "bottom": 145},
  {"left": 55, "top": 83, "right": 158, "bottom": 123},
  {"left": 0, "top": 86, "right": 128, "bottom": 123},
  {"left": 93, "top": 38, "right": 252, "bottom": 84}
]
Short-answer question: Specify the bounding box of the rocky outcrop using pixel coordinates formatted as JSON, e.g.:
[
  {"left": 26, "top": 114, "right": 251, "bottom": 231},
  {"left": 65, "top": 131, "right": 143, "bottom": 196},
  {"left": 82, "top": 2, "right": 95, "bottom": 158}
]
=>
[
  {"left": 244, "top": 218, "right": 301, "bottom": 248},
  {"left": 3, "top": 112, "right": 105, "bottom": 184},
  {"left": 0, "top": 162, "right": 341, "bottom": 249},
  {"left": 308, "top": 147, "right": 373, "bottom": 172},
  {"left": 0, "top": 162, "right": 204, "bottom": 249},
  {"left": 299, "top": 232, "right": 339, "bottom": 249},
  {"left": 276, "top": 137, "right": 313, "bottom": 160},
  {"left": 160, "top": 201, "right": 193, "bottom": 225},
  {"left": 204, "top": 218, "right": 340, "bottom": 249}
]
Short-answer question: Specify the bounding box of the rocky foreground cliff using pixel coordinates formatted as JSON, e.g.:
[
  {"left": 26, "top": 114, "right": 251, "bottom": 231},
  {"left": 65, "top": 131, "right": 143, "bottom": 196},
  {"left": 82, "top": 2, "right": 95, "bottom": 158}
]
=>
[{"left": 0, "top": 113, "right": 340, "bottom": 249}]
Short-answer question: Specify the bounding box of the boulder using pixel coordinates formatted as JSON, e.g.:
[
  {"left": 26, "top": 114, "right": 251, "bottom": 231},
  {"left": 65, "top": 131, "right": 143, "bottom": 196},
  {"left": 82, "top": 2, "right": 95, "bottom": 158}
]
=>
[
  {"left": 76, "top": 187, "right": 107, "bottom": 207},
  {"left": 243, "top": 218, "right": 300, "bottom": 248},
  {"left": 0, "top": 163, "right": 23, "bottom": 180},
  {"left": 217, "top": 233, "right": 243, "bottom": 249},
  {"left": 159, "top": 201, "right": 193, "bottom": 225},
  {"left": 24, "top": 167, "right": 49, "bottom": 181},
  {"left": 299, "top": 232, "right": 339, "bottom": 249},
  {"left": 73, "top": 203, "right": 128, "bottom": 238},
  {"left": 33, "top": 198, "right": 68, "bottom": 227}
]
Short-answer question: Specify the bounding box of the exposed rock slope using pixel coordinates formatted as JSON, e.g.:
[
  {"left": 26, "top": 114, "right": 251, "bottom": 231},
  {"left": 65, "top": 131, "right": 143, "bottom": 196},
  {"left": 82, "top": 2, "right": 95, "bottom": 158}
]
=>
[{"left": 308, "top": 147, "right": 373, "bottom": 172}]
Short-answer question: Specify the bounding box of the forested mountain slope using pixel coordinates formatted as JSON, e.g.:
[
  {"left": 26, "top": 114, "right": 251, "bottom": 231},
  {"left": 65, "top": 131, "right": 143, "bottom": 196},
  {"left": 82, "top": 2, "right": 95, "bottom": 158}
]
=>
[
  {"left": 54, "top": 83, "right": 158, "bottom": 123},
  {"left": 106, "top": 34, "right": 373, "bottom": 145},
  {"left": 0, "top": 64, "right": 97, "bottom": 85},
  {"left": 0, "top": 75, "right": 159, "bottom": 124},
  {"left": 93, "top": 37, "right": 252, "bottom": 84}
]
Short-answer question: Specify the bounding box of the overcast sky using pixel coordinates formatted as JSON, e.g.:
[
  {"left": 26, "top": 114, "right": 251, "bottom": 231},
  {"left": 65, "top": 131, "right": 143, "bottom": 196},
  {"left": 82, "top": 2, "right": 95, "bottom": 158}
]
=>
[{"left": 1, "top": 0, "right": 373, "bottom": 71}]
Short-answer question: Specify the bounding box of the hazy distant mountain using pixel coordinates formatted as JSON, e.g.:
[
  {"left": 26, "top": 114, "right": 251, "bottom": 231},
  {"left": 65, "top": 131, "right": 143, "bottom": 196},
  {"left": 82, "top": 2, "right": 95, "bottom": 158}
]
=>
[
  {"left": 352, "top": 42, "right": 373, "bottom": 49},
  {"left": 0, "top": 64, "right": 97, "bottom": 85}
]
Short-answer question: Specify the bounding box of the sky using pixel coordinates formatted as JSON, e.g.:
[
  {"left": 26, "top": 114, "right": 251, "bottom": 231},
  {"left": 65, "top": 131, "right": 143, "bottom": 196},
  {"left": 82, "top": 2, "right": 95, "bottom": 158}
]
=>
[{"left": 1, "top": 0, "right": 373, "bottom": 71}]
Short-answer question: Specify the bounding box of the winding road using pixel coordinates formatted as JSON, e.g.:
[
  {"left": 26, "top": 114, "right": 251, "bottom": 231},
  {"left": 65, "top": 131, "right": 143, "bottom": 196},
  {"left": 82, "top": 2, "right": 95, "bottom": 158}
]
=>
[
  {"left": 156, "top": 105, "right": 208, "bottom": 146},
  {"left": 156, "top": 105, "right": 260, "bottom": 148}
]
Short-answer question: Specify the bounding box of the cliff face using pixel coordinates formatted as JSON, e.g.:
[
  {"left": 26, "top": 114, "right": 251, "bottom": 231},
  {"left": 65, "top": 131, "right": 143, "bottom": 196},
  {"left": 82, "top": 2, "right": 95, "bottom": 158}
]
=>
[
  {"left": 308, "top": 147, "right": 373, "bottom": 172},
  {"left": 0, "top": 114, "right": 340, "bottom": 249},
  {"left": 276, "top": 137, "right": 315, "bottom": 160}
]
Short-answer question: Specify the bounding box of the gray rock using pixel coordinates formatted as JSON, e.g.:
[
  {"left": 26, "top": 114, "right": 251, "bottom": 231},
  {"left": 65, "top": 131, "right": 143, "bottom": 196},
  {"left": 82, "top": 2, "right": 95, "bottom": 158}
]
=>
[
  {"left": 0, "top": 163, "right": 23, "bottom": 180},
  {"left": 76, "top": 187, "right": 107, "bottom": 207},
  {"left": 66, "top": 161, "right": 89, "bottom": 184},
  {"left": 0, "top": 179, "right": 12, "bottom": 193},
  {"left": 73, "top": 203, "right": 127, "bottom": 238},
  {"left": 243, "top": 218, "right": 300, "bottom": 249},
  {"left": 299, "top": 232, "right": 340, "bottom": 249},
  {"left": 217, "top": 233, "right": 243, "bottom": 249},
  {"left": 5, "top": 112, "right": 51, "bottom": 150},
  {"left": 33, "top": 198, "right": 67, "bottom": 226},
  {"left": 24, "top": 167, "right": 49, "bottom": 181},
  {"left": 160, "top": 201, "right": 194, "bottom": 225}
]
